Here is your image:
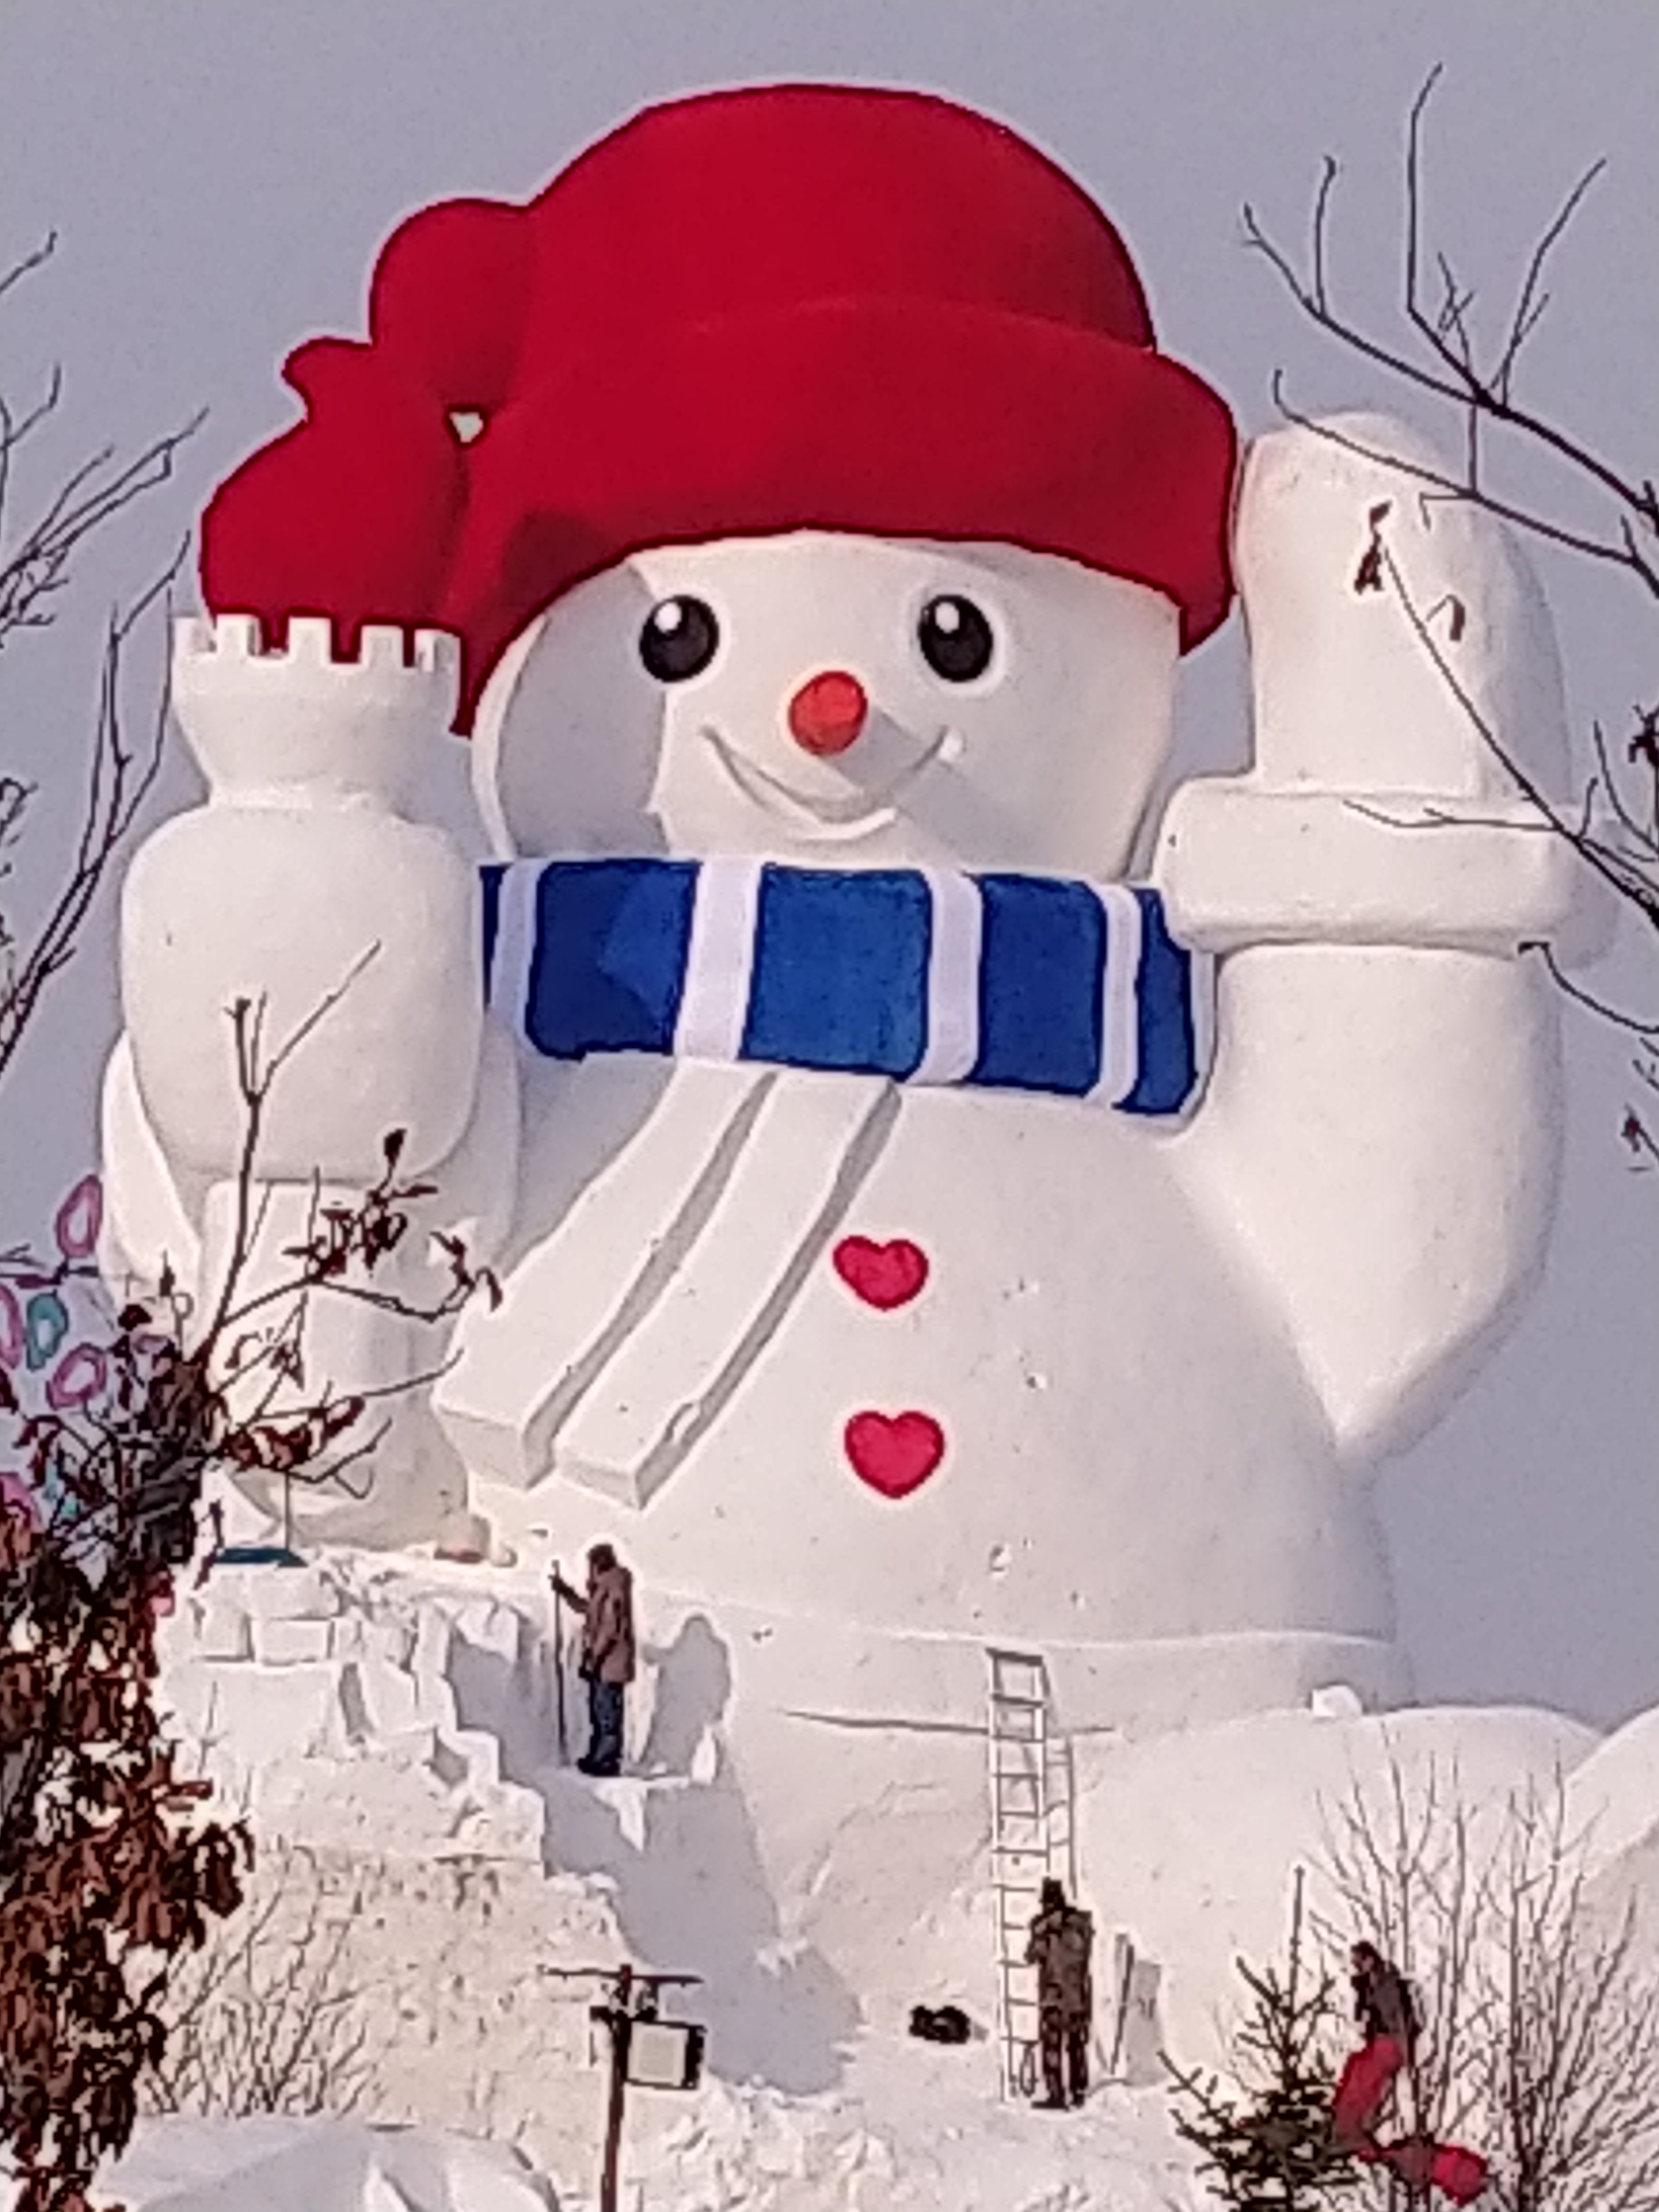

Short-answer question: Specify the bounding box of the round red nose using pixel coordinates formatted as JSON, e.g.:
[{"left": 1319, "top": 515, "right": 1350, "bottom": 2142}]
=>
[{"left": 787, "top": 670, "right": 868, "bottom": 756}]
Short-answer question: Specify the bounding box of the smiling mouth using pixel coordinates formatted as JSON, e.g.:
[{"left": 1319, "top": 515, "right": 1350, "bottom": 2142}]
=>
[{"left": 701, "top": 726, "right": 953, "bottom": 839}]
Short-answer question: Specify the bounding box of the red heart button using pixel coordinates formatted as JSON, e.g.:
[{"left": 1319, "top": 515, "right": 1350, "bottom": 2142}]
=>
[
  {"left": 832, "top": 1237, "right": 929, "bottom": 1310},
  {"left": 844, "top": 1410, "right": 945, "bottom": 1499}
]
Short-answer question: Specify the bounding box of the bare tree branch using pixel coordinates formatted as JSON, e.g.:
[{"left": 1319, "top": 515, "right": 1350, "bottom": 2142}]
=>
[
  {"left": 1246, "top": 72, "right": 1655, "bottom": 555},
  {"left": 1246, "top": 74, "right": 1659, "bottom": 1170},
  {"left": 1315, "top": 1750, "right": 1659, "bottom": 2211},
  {"left": 0, "top": 554, "right": 183, "bottom": 1087},
  {"left": 0, "top": 236, "right": 206, "bottom": 1100}
]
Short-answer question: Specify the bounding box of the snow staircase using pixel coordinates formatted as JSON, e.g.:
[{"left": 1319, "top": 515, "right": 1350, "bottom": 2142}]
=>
[{"left": 986, "top": 1646, "right": 1075, "bottom": 2102}]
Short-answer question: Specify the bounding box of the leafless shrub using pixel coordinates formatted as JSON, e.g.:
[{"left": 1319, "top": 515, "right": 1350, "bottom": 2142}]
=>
[
  {"left": 1, "top": 990, "right": 493, "bottom": 2210},
  {"left": 1317, "top": 1748, "right": 1659, "bottom": 2210},
  {"left": 143, "top": 1842, "right": 379, "bottom": 2121},
  {"left": 1470, "top": 1781, "right": 1659, "bottom": 2212}
]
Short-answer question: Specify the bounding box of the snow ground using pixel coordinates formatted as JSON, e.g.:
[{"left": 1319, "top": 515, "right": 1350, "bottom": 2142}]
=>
[
  {"left": 96, "top": 2116, "right": 559, "bottom": 2212},
  {"left": 87, "top": 2037, "right": 1205, "bottom": 2212},
  {"left": 611, "top": 2034, "right": 1204, "bottom": 2212}
]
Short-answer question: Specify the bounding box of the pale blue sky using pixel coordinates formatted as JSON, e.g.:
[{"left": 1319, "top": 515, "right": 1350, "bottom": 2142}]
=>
[{"left": 1, "top": 0, "right": 1654, "bottom": 1725}]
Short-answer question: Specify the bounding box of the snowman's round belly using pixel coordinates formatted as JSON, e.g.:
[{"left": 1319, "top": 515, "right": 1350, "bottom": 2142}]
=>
[{"left": 544, "top": 1078, "right": 1390, "bottom": 1651}]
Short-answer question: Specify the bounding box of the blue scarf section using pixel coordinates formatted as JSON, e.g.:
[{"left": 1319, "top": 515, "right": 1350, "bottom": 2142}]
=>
[{"left": 481, "top": 858, "right": 1205, "bottom": 1115}]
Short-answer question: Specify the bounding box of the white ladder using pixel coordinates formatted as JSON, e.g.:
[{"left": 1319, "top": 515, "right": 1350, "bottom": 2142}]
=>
[{"left": 986, "top": 1647, "right": 1074, "bottom": 2102}]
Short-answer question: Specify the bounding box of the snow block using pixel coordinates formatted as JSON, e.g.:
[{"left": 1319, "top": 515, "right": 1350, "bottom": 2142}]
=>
[{"left": 101, "top": 2114, "right": 558, "bottom": 2212}]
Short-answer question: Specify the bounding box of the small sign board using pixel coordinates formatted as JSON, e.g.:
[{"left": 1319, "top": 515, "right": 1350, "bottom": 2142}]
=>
[
  {"left": 625, "top": 2019, "right": 706, "bottom": 2092},
  {"left": 1107, "top": 1933, "right": 1164, "bottom": 2087}
]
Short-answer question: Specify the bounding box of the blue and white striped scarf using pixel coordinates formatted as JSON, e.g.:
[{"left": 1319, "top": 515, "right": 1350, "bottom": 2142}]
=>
[{"left": 481, "top": 859, "right": 1206, "bottom": 1115}]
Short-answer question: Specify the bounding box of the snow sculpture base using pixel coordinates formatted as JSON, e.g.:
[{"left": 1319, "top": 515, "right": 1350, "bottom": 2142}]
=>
[
  {"left": 152, "top": 1537, "right": 1659, "bottom": 2201},
  {"left": 157, "top": 1555, "right": 552, "bottom": 1862}
]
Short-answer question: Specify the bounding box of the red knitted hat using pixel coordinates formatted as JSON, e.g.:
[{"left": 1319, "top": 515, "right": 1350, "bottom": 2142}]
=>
[{"left": 202, "top": 84, "right": 1238, "bottom": 730}]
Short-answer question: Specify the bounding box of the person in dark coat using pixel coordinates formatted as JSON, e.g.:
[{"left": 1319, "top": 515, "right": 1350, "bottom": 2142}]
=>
[
  {"left": 1350, "top": 1940, "right": 1419, "bottom": 2053},
  {"left": 550, "top": 1543, "right": 637, "bottom": 1777},
  {"left": 1025, "top": 1876, "right": 1094, "bottom": 2108}
]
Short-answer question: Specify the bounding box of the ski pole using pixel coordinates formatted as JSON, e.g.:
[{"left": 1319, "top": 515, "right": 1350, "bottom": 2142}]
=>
[{"left": 551, "top": 1556, "right": 569, "bottom": 1765}]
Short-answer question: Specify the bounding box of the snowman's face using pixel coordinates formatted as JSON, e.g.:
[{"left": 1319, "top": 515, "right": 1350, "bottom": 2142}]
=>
[{"left": 472, "top": 532, "right": 1179, "bottom": 877}]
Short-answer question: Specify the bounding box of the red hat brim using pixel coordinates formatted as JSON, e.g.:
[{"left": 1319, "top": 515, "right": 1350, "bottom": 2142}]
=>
[{"left": 442, "top": 296, "right": 1236, "bottom": 727}]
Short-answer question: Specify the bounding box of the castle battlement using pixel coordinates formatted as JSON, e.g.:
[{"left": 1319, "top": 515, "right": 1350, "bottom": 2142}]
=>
[{"left": 174, "top": 611, "right": 460, "bottom": 682}]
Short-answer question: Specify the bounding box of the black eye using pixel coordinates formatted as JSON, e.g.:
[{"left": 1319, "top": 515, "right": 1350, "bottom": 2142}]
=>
[
  {"left": 916, "top": 595, "right": 995, "bottom": 683},
  {"left": 639, "top": 596, "right": 720, "bottom": 682}
]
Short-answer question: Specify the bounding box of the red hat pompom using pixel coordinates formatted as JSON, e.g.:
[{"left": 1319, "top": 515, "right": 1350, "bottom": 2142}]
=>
[
  {"left": 369, "top": 197, "right": 535, "bottom": 414},
  {"left": 201, "top": 337, "right": 464, "bottom": 658}
]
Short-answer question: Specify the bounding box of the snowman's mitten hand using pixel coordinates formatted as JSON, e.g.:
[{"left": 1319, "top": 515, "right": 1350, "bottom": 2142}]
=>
[
  {"left": 1157, "top": 413, "right": 1599, "bottom": 957},
  {"left": 1233, "top": 410, "right": 1571, "bottom": 798}
]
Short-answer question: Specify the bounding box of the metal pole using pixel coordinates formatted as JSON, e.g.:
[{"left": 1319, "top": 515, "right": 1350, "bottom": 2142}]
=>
[
  {"left": 599, "top": 1964, "right": 633, "bottom": 2212},
  {"left": 551, "top": 1556, "right": 569, "bottom": 1765}
]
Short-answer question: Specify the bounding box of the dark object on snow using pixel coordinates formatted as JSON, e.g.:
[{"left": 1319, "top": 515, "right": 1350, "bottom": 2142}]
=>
[
  {"left": 213, "top": 1542, "right": 305, "bottom": 1568},
  {"left": 909, "top": 2003, "right": 973, "bottom": 2044}
]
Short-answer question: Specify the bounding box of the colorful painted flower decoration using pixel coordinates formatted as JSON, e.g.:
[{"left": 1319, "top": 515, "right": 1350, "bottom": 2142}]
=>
[{"left": 53, "top": 1175, "right": 104, "bottom": 1262}]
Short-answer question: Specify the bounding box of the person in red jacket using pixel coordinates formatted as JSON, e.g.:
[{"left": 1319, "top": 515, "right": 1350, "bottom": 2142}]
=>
[
  {"left": 1332, "top": 1942, "right": 1490, "bottom": 2206},
  {"left": 550, "top": 1544, "right": 637, "bottom": 1778}
]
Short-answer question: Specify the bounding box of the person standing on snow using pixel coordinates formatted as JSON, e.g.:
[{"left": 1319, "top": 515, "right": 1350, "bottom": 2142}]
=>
[
  {"left": 550, "top": 1544, "right": 637, "bottom": 1777},
  {"left": 1025, "top": 1877, "right": 1094, "bottom": 2109}
]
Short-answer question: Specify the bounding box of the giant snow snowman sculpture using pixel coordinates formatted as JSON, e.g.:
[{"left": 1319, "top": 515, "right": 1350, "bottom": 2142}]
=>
[{"left": 109, "top": 86, "right": 1579, "bottom": 1746}]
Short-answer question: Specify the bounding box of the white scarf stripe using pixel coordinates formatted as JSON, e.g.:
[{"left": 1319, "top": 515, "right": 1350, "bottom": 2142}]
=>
[
  {"left": 493, "top": 859, "right": 541, "bottom": 1040},
  {"left": 1187, "top": 946, "right": 1217, "bottom": 1110},
  {"left": 1094, "top": 882, "right": 1144, "bottom": 1104},
  {"left": 913, "top": 867, "right": 985, "bottom": 1084},
  {"left": 673, "top": 856, "right": 764, "bottom": 1062}
]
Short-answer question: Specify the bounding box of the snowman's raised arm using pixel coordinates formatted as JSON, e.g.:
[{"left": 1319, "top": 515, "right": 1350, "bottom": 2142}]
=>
[
  {"left": 1159, "top": 413, "right": 1591, "bottom": 947},
  {"left": 1154, "top": 415, "right": 1597, "bottom": 1459},
  {"left": 107, "top": 614, "right": 518, "bottom": 1544},
  {"left": 119, "top": 616, "right": 490, "bottom": 1199}
]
